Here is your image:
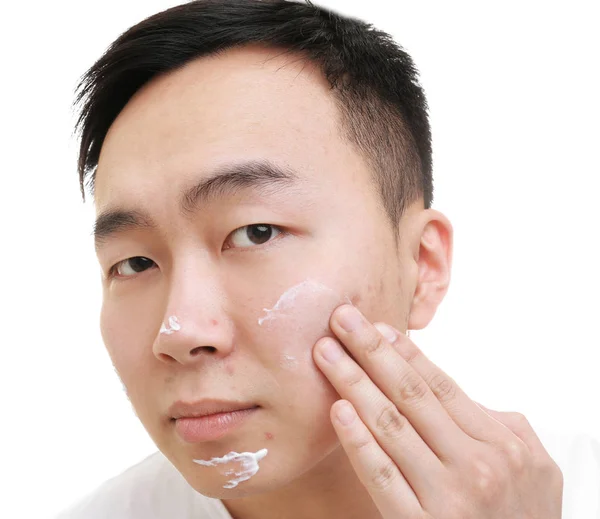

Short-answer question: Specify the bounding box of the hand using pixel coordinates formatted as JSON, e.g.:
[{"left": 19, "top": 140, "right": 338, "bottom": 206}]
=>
[{"left": 313, "top": 304, "right": 564, "bottom": 518}]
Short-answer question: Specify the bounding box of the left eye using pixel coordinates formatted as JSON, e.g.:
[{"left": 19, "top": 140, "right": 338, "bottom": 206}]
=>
[{"left": 226, "top": 224, "right": 282, "bottom": 248}]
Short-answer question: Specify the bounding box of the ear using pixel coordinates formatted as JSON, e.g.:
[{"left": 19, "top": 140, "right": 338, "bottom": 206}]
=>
[{"left": 406, "top": 209, "right": 453, "bottom": 330}]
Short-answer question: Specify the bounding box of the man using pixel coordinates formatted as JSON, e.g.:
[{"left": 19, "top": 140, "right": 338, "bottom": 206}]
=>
[{"left": 59, "top": 1, "right": 599, "bottom": 518}]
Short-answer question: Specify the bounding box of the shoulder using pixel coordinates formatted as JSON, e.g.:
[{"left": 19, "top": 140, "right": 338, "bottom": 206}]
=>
[{"left": 55, "top": 451, "right": 230, "bottom": 519}]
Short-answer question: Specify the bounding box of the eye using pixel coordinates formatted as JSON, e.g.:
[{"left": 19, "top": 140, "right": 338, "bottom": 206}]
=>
[
  {"left": 108, "top": 256, "right": 156, "bottom": 279},
  {"left": 226, "top": 224, "right": 283, "bottom": 249}
]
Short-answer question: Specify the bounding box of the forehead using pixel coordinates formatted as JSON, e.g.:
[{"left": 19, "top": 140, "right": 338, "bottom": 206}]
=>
[{"left": 94, "top": 45, "right": 364, "bottom": 211}]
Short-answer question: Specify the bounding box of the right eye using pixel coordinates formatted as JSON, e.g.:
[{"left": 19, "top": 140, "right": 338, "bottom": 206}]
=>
[{"left": 108, "top": 257, "right": 156, "bottom": 279}]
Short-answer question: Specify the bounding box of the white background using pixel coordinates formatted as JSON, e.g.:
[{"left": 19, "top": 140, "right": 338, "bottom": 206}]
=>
[{"left": 0, "top": 1, "right": 598, "bottom": 517}]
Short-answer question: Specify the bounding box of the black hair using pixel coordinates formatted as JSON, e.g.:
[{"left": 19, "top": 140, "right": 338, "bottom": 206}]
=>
[{"left": 74, "top": 0, "right": 433, "bottom": 225}]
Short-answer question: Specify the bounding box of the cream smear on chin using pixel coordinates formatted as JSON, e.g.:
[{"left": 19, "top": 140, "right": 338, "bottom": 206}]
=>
[
  {"left": 193, "top": 448, "right": 268, "bottom": 489},
  {"left": 258, "top": 279, "right": 351, "bottom": 326},
  {"left": 160, "top": 315, "right": 181, "bottom": 335}
]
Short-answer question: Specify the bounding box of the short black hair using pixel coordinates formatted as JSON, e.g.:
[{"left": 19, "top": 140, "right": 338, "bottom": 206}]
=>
[{"left": 74, "top": 0, "right": 433, "bottom": 225}]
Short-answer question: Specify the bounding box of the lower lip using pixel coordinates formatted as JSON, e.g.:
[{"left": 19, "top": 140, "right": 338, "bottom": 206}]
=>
[{"left": 174, "top": 407, "right": 258, "bottom": 443}]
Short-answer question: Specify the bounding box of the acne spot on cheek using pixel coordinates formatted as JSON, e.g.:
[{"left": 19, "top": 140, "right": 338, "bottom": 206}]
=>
[
  {"left": 210, "top": 319, "right": 218, "bottom": 326},
  {"left": 350, "top": 293, "right": 361, "bottom": 305},
  {"left": 264, "top": 432, "right": 274, "bottom": 440}
]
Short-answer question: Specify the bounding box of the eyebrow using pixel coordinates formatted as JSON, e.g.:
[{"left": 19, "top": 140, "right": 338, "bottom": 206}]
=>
[{"left": 93, "top": 160, "right": 300, "bottom": 250}]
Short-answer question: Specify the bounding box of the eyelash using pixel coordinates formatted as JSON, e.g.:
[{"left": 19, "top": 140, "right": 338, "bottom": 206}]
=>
[{"left": 106, "top": 224, "right": 286, "bottom": 280}]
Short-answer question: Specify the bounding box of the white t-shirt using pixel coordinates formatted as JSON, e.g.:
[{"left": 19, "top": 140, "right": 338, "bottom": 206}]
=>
[{"left": 56, "top": 429, "right": 600, "bottom": 519}]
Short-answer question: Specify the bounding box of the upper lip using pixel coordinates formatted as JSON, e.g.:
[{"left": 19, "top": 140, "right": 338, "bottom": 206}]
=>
[{"left": 169, "top": 399, "right": 258, "bottom": 419}]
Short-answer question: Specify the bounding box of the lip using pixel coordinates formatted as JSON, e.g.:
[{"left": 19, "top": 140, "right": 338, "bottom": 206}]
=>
[
  {"left": 169, "top": 399, "right": 258, "bottom": 419},
  {"left": 174, "top": 407, "right": 259, "bottom": 443}
]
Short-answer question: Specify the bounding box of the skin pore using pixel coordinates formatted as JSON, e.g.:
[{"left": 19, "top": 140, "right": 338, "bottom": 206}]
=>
[{"left": 93, "top": 45, "right": 452, "bottom": 519}]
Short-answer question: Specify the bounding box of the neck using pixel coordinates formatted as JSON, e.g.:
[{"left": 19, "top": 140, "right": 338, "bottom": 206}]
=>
[{"left": 221, "top": 445, "right": 384, "bottom": 519}]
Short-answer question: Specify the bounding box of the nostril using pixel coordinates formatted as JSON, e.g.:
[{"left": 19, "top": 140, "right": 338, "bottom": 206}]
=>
[{"left": 190, "top": 346, "right": 217, "bottom": 355}]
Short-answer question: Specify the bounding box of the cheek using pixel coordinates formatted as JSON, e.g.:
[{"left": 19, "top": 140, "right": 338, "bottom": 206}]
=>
[
  {"left": 100, "top": 303, "right": 121, "bottom": 360},
  {"left": 252, "top": 279, "right": 350, "bottom": 372},
  {"left": 100, "top": 304, "right": 160, "bottom": 428},
  {"left": 100, "top": 302, "right": 147, "bottom": 381}
]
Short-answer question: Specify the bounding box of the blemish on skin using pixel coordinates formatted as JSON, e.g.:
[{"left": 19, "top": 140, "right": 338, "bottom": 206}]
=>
[
  {"left": 264, "top": 432, "right": 274, "bottom": 440},
  {"left": 193, "top": 449, "right": 268, "bottom": 489},
  {"left": 160, "top": 316, "right": 181, "bottom": 335},
  {"left": 210, "top": 319, "right": 219, "bottom": 326}
]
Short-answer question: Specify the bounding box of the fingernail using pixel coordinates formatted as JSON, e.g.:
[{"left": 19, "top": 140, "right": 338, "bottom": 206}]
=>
[
  {"left": 320, "top": 338, "right": 344, "bottom": 363},
  {"left": 336, "top": 305, "right": 362, "bottom": 332},
  {"left": 374, "top": 323, "right": 397, "bottom": 343},
  {"left": 336, "top": 401, "right": 355, "bottom": 425}
]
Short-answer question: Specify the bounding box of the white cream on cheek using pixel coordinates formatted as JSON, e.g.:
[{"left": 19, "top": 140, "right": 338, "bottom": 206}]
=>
[
  {"left": 258, "top": 279, "right": 352, "bottom": 370},
  {"left": 193, "top": 448, "right": 268, "bottom": 489},
  {"left": 258, "top": 279, "right": 350, "bottom": 326}
]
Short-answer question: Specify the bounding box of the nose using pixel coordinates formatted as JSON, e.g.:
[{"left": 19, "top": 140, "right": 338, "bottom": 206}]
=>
[
  {"left": 153, "top": 268, "right": 233, "bottom": 365},
  {"left": 155, "top": 310, "right": 234, "bottom": 365}
]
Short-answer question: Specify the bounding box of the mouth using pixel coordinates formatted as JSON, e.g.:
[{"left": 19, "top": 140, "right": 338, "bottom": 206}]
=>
[
  {"left": 173, "top": 406, "right": 260, "bottom": 443},
  {"left": 169, "top": 398, "right": 259, "bottom": 419}
]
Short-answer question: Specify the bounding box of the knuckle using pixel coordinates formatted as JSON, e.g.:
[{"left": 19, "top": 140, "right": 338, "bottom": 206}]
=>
[
  {"left": 538, "top": 456, "right": 564, "bottom": 484},
  {"left": 427, "top": 373, "right": 457, "bottom": 404},
  {"left": 467, "top": 455, "right": 505, "bottom": 502},
  {"left": 375, "top": 405, "right": 407, "bottom": 439},
  {"left": 364, "top": 334, "right": 388, "bottom": 358},
  {"left": 399, "top": 342, "right": 422, "bottom": 364},
  {"left": 509, "top": 411, "right": 532, "bottom": 430},
  {"left": 395, "top": 370, "right": 429, "bottom": 405},
  {"left": 512, "top": 412, "right": 529, "bottom": 424},
  {"left": 342, "top": 368, "right": 366, "bottom": 389},
  {"left": 366, "top": 461, "right": 399, "bottom": 493},
  {"left": 502, "top": 439, "right": 530, "bottom": 474},
  {"left": 349, "top": 432, "right": 372, "bottom": 453}
]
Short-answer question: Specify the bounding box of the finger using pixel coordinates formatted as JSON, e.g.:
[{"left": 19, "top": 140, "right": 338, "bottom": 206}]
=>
[
  {"left": 329, "top": 304, "right": 475, "bottom": 464},
  {"left": 330, "top": 399, "right": 422, "bottom": 517},
  {"left": 372, "top": 319, "right": 518, "bottom": 450},
  {"left": 313, "top": 336, "right": 446, "bottom": 498}
]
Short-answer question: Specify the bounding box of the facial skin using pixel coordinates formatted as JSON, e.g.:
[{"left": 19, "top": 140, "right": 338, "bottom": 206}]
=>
[{"left": 94, "top": 45, "right": 452, "bottom": 519}]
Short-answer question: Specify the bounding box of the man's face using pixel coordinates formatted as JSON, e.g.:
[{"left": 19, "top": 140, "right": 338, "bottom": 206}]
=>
[{"left": 94, "top": 46, "right": 420, "bottom": 497}]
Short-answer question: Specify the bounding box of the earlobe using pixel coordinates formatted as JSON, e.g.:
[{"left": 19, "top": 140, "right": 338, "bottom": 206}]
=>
[
  {"left": 406, "top": 209, "right": 453, "bottom": 330},
  {"left": 407, "top": 282, "right": 448, "bottom": 330}
]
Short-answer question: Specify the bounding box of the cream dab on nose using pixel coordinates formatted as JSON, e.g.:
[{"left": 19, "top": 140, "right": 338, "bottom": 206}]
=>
[{"left": 160, "top": 315, "right": 181, "bottom": 335}]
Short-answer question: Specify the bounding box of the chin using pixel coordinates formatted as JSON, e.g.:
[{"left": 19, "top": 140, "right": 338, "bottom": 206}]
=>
[{"left": 180, "top": 440, "right": 338, "bottom": 499}]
